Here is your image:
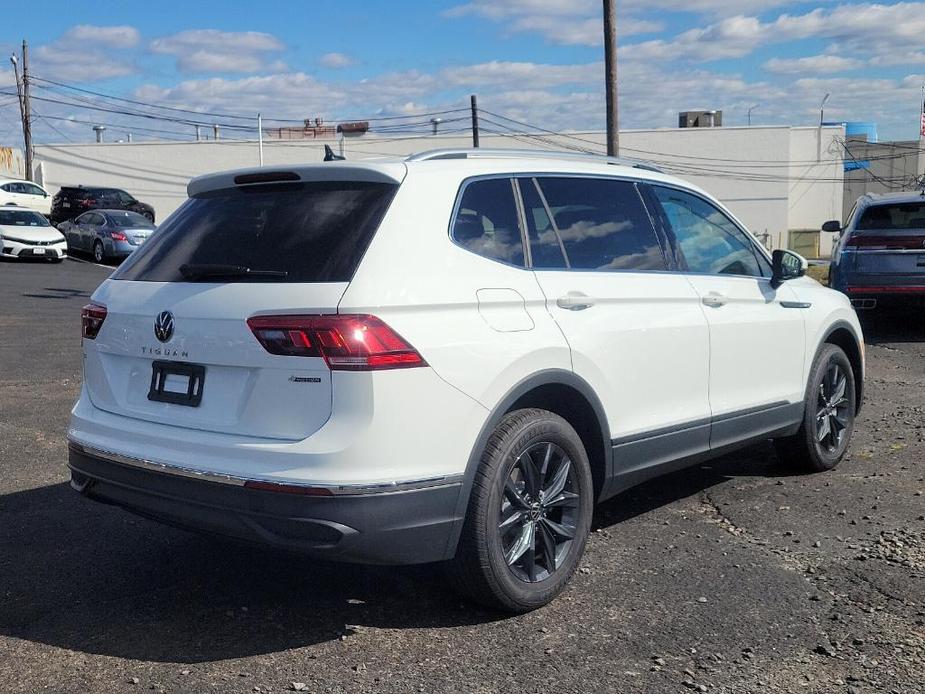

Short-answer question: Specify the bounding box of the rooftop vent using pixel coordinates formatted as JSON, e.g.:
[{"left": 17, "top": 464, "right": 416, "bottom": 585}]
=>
[{"left": 679, "top": 110, "right": 722, "bottom": 128}]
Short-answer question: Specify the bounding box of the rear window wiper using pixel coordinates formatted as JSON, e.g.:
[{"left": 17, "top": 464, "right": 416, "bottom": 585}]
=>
[{"left": 179, "top": 264, "right": 289, "bottom": 280}]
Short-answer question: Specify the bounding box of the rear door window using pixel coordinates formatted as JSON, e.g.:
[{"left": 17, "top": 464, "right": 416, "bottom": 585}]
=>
[
  {"left": 533, "top": 177, "right": 666, "bottom": 271},
  {"left": 113, "top": 180, "right": 398, "bottom": 283},
  {"left": 519, "top": 179, "right": 568, "bottom": 269},
  {"left": 451, "top": 178, "right": 525, "bottom": 267}
]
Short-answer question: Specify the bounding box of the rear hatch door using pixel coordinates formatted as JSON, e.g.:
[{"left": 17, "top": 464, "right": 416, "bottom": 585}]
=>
[
  {"left": 84, "top": 166, "right": 403, "bottom": 441},
  {"left": 85, "top": 282, "right": 344, "bottom": 440},
  {"left": 849, "top": 202, "right": 925, "bottom": 284}
]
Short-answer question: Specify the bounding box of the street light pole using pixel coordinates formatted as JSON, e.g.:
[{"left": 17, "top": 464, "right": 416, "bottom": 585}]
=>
[
  {"left": 817, "top": 93, "right": 831, "bottom": 162},
  {"left": 747, "top": 104, "right": 759, "bottom": 126}
]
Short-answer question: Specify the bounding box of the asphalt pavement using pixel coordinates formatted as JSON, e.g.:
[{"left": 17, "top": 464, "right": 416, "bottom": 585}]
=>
[{"left": 0, "top": 258, "right": 923, "bottom": 693}]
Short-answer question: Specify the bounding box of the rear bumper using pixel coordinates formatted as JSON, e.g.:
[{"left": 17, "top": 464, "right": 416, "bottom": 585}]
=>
[
  {"left": 844, "top": 285, "right": 925, "bottom": 309},
  {"left": 68, "top": 442, "right": 464, "bottom": 565},
  {"left": 110, "top": 240, "right": 141, "bottom": 257}
]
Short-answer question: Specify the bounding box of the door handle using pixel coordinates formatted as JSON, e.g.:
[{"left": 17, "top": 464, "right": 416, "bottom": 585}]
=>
[
  {"left": 557, "top": 292, "right": 595, "bottom": 311},
  {"left": 702, "top": 292, "right": 727, "bottom": 308}
]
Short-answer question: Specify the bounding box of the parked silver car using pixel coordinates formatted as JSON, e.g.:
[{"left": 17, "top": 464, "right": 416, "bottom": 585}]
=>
[
  {"left": 826, "top": 191, "right": 925, "bottom": 309},
  {"left": 59, "top": 209, "right": 156, "bottom": 263}
]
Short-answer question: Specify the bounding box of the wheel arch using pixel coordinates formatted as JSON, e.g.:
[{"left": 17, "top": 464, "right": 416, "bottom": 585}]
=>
[
  {"left": 442, "top": 369, "right": 612, "bottom": 560},
  {"left": 820, "top": 320, "right": 864, "bottom": 414}
]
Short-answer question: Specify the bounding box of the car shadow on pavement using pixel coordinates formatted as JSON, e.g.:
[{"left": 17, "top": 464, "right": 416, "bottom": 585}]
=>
[
  {"left": 858, "top": 308, "right": 925, "bottom": 344},
  {"left": 594, "top": 441, "right": 784, "bottom": 529},
  {"left": 0, "top": 480, "right": 504, "bottom": 664},
  {"left": 0, "top": 444, "right": 785, "bottom": 664},
  {"left": 20, "top": 287, "right": 93, "bottom": 300}
]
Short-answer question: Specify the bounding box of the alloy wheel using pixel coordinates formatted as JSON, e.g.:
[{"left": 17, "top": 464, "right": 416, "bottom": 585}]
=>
[
  {"left": 816, "top": 361, "right": 851, "bottom": 453},
  {"left": 498, "top": 441, "right": 581, "bottom": 583}
]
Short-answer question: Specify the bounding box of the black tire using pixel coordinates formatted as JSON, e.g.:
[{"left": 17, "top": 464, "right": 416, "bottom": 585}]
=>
[
  {"left": 50, "top": 257, "right": 64, "bottom": 264},
  {"left": 775, "top": 343, "right": 856, "bottom": 472},
  {"left": 446, "top": 408, "right": 594, "bottom": 613},
  {"left": 93, "top": 240, "right": 106, "bottom": 264}
]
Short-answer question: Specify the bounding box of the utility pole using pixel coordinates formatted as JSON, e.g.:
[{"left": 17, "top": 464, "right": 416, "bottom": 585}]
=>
[
  {"left": 602, "top": 0, "right": 619, "bottom": 157},
  {"left": 257, "top": 113, "right": 264, "bottom": 165},
  {"left": 21, "top": 41, "right": 33, "bottom": 181},
  {"left": 470, "top": 94, "right": 480, "bottom": 148}
]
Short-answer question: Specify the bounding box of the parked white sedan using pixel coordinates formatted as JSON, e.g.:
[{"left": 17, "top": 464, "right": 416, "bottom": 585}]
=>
[
  {"left": 0, "top": 206, "right": 67, "bottom": 261},
  {"left": 0, "top": 179, "right": 52, "bottom": 216}
]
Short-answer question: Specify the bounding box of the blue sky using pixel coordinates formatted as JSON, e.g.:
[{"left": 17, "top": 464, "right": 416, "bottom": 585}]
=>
[{"left": 2, "top": 0, "right": 924, "bottom": 144}]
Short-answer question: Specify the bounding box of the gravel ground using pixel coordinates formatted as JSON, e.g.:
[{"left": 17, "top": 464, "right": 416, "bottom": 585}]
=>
[{"left": 1, "top": 259, "right": 923, "bottom": 694}]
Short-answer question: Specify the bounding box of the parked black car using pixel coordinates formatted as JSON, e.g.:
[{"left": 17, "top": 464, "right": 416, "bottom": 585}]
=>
[{"left": 50, "top": 186, "right": 155, "bottom": 225}]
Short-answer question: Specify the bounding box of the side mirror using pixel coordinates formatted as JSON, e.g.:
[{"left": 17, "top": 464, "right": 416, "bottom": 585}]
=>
[
  {"left": 771, "top": 249, "right": 807, "bottom": 288},
  {"left": 821, "top": 220, "right": 841, "bottom": 232}
]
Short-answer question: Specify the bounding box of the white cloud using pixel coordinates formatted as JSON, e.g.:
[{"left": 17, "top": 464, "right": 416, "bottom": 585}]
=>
[
  {"left": 625, "top": 3, "right": 925, "bottom": 65},
  {"left": 319, "top": 52, "right": 356, "bottom": 69},
  {"left": 62, "top": 25, "right": 140, "bottom": 48},
  {"left": 440, "top": 61, "right": 600, "bottom": 87},
  {"left": 150, "top": 29, "right": 285, "bottom": 73},
  {"left": 764, "top": 54, "right": 864, "bottom": 74},
  {"left": 34, "top": 25, "right": 139, "bottom": 81},
  {"left": 870, "top": 51, "right": 925, "bottom": 67},
  {"left": 444, "top": 0, "right": 812, "bottom": 45},
  {"left": 444, "top": 0, "right": 663, "bottom": 45}
]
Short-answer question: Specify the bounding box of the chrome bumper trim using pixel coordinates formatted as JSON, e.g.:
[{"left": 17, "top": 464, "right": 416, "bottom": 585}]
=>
[{"left": 67, "top": 439, "right": 464, "bottom": 495}]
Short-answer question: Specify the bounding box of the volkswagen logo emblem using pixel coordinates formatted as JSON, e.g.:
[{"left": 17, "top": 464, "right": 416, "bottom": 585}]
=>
[{"left": 154, "top": 311, "right": 174, "bottom": 343}]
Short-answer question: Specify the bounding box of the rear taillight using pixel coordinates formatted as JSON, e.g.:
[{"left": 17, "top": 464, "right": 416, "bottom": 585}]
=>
[
  {"left": 81, "top": 303, "right": 107, "bottom": 339},
  {"left": 110, "top": 231, "right": 127, "bottom": 241},
  {"left": 247, "top": 314, "right": 426, "bottom": 370},
  {"left": 844, "top": 234, "right": 925, "bottom": 249}
]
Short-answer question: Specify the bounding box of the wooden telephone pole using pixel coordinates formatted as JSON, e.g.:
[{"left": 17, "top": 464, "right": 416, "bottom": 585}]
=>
[
  {"left": 603, "top": 0, "right": 619, "bottom": 157},
  {"left": 21, "top": 40, "right": 33, "bottom": 180},
  {"left": 10, "top": 40, "right": 33, "bottom": 180},
  {"left": 470, "top": 94, "right": 480, "bottom": 148}
]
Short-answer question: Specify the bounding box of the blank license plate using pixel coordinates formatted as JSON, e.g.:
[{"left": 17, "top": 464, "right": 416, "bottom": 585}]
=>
[
  {"left": 148, "top": 360, "right": 205, "bottom": 407},
  {"left": 32, "top": 247, "right": 45, "bottom": 255}
]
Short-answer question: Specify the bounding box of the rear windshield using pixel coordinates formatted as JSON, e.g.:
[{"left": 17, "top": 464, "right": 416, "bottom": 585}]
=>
[
  {"left": 113, "top": 180, "right": 398, "bottom": 283},
  {"left": 857, "top": 203, "right": 925, "bottom": 230},
  {"left": 107, "top": 211, "right": 152, "bottom": 228}
]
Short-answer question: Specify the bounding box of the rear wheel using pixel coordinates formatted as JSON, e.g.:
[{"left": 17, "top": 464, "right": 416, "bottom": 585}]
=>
[
  {"left": 775, "top": 344, "right": 856, "bottom": 472},
  {"left": 93, "top": 240, "right": 106, "bottom": 264},
  {"left": 446, "top": 408, "right": 594, "bottom": 613}
]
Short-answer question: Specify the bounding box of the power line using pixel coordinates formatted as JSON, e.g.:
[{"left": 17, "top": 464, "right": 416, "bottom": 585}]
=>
[{"left": 31, "top": 75, "right": 470, "bottom": 125}]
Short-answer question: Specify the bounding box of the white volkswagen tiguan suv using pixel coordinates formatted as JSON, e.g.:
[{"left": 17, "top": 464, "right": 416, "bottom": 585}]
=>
[{"left": 68, "top": 149, "right": 864, "bottom": 612}]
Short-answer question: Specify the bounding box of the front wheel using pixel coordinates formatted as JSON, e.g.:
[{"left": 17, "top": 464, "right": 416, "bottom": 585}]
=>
[
  {"left": 446, "top": 408, "right": 594, "bottom": 613},
  {"left": 93, "top": 240, "right": 106, "bottom": 264},
  {"left": 775, "top": 343, "right": 856, "bottom": 472}
]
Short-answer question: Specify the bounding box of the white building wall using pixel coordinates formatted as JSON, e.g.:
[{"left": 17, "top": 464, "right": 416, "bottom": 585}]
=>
[{"left": 33, "top": 124, "right": 843, "bottom": 257}]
